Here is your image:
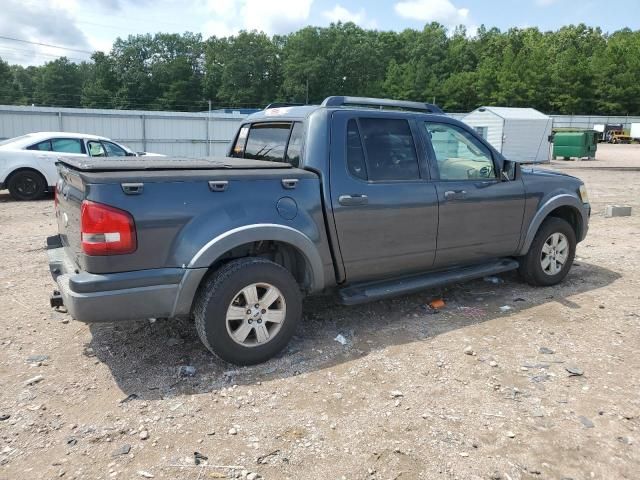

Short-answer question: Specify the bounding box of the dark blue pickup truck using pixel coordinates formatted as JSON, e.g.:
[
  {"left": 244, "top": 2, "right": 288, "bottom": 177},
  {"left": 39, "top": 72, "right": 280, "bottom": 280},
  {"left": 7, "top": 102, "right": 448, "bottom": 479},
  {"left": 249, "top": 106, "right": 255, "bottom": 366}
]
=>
[{"left": 48, "top": 96, "right": 590, "bottom": 365}]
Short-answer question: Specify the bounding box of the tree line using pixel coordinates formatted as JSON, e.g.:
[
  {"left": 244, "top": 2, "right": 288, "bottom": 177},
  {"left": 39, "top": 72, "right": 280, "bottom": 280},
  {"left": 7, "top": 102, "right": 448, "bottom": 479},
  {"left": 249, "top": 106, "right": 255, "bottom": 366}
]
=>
[{"left": 0, "top": 22, "right": 639, "bottom": 115}]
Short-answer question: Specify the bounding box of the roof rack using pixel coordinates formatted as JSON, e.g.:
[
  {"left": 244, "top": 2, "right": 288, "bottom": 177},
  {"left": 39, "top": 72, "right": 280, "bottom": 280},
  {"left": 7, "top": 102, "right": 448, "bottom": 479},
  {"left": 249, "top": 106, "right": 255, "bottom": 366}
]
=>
[
  {"left": 264, "top": 102, "right": 306, "bottom": 109},
  {"left": 321, "top": 96, "right": 443, "bottom": 114}
]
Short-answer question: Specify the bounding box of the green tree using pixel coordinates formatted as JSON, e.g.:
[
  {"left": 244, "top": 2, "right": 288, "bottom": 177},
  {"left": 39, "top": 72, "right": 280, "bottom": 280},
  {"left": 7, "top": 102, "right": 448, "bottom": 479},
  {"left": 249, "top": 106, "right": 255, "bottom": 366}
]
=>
[
  {"left": 0, "top": 58, "right": 18, "bottom": 104},
  {"left": 81, "top": 52, "right": 118, "bottom": 108},
  {"left": 0, "top": 23, "right": 638, "bottom": 115},
  {"left": 33, "top": 57, "right": 83, "bottom": 107},
  {"left": 214, "top": 31, "right": 281, "bottom": 107},
  {"left": 594, "top": 29, "right": 640, "bottom": 114}
]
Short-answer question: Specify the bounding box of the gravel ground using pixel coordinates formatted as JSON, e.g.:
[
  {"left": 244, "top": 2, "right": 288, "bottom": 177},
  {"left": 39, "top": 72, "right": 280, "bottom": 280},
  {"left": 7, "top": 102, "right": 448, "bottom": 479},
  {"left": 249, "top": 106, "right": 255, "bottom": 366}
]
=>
[{"left": 0, "top": 145, "right": 639, "bottom": 480}]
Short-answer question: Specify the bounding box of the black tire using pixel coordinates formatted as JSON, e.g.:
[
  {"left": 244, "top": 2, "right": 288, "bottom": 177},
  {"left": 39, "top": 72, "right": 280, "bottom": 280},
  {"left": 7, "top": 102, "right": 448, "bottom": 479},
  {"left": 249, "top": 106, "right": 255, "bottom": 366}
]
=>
[
  {"left": 518, "top": 217, "right": 576, "bottom": 286},
  {"left": 193, "top": 257, "right": 302, "bottom": 365},
  {"left": 7, "top": 170, "right": 47, "bottom": 201}
]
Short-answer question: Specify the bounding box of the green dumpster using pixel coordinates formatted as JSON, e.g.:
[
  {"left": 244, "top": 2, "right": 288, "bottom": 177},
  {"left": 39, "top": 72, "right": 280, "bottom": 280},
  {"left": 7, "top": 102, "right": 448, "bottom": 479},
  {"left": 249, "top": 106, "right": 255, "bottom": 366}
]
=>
[{"left": 552, "top": 130, "right": 598, "bottom": 160}]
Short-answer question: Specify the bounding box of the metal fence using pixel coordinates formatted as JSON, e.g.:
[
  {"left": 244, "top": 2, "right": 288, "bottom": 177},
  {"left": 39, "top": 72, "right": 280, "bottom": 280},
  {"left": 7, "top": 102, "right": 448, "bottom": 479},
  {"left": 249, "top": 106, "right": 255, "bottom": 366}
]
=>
[
  {"left": 0, "top": 105, "right": 247, "bottom": 157},
  {"left": 452, "top": 113, "right": 640, "bottom": 130},
  {"left": 1, "top": 105, "right": 639, "bottom": 158},
  {"left": 549, "top": 114, "right": 640, "bottom": 130}
]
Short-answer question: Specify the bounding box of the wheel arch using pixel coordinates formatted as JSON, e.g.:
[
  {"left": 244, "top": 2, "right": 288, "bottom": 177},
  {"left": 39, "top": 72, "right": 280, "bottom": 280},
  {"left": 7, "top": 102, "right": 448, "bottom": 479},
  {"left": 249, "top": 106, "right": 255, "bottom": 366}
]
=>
[
  {"left": 6, "top": 166, "right": 50, "bottom": 188},
  {"left": 518, "top": 195, "right": 586, "bottom": 255},
  {"left": 172, "top": 224, "right": 325, "bottom": 317}
]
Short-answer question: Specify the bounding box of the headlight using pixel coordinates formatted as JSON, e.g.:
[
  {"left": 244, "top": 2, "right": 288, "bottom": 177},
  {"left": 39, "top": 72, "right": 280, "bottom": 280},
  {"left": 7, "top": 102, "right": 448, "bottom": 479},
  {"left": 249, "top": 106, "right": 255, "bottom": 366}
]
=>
[{"left": 579, "top": 185, "right": 589, "bottom": 204}]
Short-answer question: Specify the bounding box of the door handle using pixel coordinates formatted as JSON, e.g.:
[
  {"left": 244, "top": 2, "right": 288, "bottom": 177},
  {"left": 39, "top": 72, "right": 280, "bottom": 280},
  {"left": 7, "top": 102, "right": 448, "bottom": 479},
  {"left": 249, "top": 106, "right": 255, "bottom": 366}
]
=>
[
  {"left": 444, "top": 190, "right": 467, "bottom": 201},
  {"left": 208, "top": 180, "right": 228, "bottom": 192},
  {"left": 281, "top": 178, "right": 299, "bottom": 190},
  {"left": 338, "top": 194, "right": 368, "bottom": 206}
]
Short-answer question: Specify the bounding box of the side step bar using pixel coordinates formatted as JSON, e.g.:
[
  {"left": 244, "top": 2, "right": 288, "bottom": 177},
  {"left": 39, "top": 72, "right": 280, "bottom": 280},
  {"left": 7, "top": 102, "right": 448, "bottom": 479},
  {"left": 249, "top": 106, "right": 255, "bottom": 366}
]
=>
[{"left": 338, "top": 259, "right": 519, "bottom": 305}]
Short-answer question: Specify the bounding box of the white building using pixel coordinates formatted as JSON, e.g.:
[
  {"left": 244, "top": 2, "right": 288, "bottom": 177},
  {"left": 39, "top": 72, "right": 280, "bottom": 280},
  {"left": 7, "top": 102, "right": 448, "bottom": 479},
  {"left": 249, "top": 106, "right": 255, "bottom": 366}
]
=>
[{"left": 462, "top": 107, "right": 553, "bottom": 163}]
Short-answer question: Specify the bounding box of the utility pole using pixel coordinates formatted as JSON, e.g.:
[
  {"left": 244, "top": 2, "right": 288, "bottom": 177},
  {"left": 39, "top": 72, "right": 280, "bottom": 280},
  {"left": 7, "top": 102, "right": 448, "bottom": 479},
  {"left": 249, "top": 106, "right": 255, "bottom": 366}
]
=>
[
  {"left": 207, "top": 99, "right": 212, "bottom": 156},
  {"left": 305, "top": 76, "right": 309, "bottom": 105}
]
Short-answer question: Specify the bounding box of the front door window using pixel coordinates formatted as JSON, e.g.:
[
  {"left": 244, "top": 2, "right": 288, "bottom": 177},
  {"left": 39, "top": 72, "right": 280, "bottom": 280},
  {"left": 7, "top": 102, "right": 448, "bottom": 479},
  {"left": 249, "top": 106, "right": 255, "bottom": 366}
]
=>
[
  {"left": 425, "top": 122, "right": 495, "bottom": 180},
  {"left": 87, "top": 141, "right": 106, "bottom": 157}
]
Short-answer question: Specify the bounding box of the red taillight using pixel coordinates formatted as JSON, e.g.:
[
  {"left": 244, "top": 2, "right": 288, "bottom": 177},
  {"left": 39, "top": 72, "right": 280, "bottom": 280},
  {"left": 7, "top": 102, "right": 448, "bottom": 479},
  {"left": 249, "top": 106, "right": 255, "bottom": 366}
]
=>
[{"left": 81, "top": 200, "right": 137, "bottom": 255}]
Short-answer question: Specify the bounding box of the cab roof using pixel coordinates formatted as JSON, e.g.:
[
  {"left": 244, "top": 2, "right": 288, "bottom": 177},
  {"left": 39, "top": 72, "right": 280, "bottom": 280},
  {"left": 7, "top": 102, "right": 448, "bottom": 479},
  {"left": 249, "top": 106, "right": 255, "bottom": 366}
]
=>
[{"left": 245, "top": 96, "right": 444, "bottom": 122}]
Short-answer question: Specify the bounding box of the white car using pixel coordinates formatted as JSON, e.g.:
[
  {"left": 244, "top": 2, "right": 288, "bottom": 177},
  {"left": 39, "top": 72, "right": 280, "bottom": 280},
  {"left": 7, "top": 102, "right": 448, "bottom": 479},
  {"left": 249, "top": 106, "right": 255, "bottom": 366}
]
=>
[{"left": 0, "top": 132, "right": 165, "bottom": 200}]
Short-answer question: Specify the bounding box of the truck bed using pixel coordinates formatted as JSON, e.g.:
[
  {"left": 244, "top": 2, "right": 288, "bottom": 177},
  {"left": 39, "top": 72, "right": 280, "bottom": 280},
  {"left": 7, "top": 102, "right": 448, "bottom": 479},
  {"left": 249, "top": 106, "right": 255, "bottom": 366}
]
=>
[
  {"left": 56, "top": 156, "right": 302, "bottom": 182},
  {"left": 54, "top": 155, "right": 326, "bottom": 277},
  {"left": 57, "top": 156, "right": 293, "bottom": 171}
]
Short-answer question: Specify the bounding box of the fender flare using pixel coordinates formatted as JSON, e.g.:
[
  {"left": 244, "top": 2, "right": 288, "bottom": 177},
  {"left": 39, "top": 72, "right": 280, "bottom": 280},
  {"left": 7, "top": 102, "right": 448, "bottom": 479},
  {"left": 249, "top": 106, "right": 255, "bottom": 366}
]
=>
[
  {"left": 172, "top": 224, "right": 325, "bottom": 316},
  {"left": 518, "top": 194, "right": 587, "bottom": 255}
]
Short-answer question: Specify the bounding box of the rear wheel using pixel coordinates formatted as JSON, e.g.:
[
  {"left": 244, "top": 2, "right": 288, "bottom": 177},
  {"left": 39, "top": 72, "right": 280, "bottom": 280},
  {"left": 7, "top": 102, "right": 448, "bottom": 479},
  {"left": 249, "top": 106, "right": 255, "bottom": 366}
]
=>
[
  {"left": 193, "top": 257, "right": 302, "bottom": 365},
  {"left": 7, "top": 170, "right": 47, "bottom": 201},
  {"left": 518, "top": 217, "right": 576, "bottom": 286}
]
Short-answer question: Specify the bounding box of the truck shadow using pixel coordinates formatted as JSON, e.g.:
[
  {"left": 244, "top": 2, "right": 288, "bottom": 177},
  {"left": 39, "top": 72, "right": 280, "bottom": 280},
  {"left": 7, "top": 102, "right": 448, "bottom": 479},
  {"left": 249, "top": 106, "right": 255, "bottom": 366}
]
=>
[
  {"left": 88, "top": 261, "right": 620, "bottom": 401},
  {"left": 0, "top": 191, "right": 54, "bottom": 202}
]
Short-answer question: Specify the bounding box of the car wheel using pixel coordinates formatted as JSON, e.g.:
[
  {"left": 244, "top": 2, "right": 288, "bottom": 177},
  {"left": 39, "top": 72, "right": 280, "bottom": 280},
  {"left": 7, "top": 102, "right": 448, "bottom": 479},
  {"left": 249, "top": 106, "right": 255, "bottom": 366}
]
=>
[
  {"left": 518, "top": 217, "right": 576, "bottom": 287},
  {"left": 7, "top": 170, "right": 47, "bottom": 201},
  {"left": 194, "top": 257, "right": 302, "bottom": 365}
]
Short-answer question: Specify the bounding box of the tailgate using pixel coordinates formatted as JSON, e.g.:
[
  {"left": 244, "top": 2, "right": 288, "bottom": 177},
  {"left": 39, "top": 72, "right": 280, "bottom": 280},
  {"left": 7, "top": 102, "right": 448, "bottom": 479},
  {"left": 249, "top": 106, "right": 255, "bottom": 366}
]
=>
[{"left": 55, "top": 163, "right": 85, "bottom": 268}]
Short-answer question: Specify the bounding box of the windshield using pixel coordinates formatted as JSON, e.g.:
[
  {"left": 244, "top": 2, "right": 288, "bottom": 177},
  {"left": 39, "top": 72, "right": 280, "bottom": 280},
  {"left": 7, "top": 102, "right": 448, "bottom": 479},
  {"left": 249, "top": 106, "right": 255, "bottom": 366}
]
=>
[{"left": 0, "top": 134, "right": 33, "bottom": 147}]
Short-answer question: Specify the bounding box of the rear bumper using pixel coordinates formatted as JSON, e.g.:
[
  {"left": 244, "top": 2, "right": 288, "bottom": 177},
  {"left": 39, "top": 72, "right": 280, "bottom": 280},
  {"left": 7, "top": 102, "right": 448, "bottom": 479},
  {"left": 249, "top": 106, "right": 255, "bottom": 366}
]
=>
[{"left": 46, "top": 235, "right": 203, "bottom": 323}]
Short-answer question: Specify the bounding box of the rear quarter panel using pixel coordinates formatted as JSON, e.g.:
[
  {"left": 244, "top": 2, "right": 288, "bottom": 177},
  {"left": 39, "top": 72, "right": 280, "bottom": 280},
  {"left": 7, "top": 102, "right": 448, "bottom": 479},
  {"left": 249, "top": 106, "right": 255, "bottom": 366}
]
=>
[
  {"left": 0, "top": 150, "right": 59, "bottom": 186},
  {"left": 77, "top": 171, "right": 335, "bottom": 285}
]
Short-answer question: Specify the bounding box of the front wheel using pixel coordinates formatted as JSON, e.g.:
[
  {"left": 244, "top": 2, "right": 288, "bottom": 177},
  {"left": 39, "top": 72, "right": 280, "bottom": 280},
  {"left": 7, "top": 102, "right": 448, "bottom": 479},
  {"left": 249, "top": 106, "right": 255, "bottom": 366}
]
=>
[
  {"left": 518, "top": 217, "right": 576, "bottom": 286},
  {"left": 193, "top": 257, "right": 302, "bottom": 365}
]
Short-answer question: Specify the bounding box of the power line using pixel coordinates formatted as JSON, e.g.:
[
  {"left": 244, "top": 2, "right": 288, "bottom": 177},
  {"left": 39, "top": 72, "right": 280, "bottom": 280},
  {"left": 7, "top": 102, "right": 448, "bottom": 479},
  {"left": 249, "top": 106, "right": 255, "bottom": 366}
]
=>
[
  {"left": 0, "top": 35, "right": 94, "bottom": 55},
  {"left": 0, "top": 46, "right": 89, "bottom": 63}
]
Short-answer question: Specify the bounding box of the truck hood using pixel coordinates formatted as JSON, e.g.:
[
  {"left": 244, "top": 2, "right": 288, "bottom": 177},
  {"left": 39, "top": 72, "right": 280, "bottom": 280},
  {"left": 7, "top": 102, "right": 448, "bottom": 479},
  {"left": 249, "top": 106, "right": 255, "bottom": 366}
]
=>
[{"left": 521, "top": 166, "right": 576, "bottom": 179}]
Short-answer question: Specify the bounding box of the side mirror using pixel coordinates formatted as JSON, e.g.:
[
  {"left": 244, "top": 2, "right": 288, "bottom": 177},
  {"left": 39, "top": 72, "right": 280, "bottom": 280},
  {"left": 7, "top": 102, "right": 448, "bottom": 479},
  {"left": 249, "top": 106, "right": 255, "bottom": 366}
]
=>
[{"left": 500, "top": 160, "right": 517, "bottom": 181}]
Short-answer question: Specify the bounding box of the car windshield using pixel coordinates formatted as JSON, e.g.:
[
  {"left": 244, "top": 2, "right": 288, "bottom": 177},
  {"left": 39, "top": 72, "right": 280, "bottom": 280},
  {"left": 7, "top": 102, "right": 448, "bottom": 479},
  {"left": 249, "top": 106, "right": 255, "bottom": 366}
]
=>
[{"left": 0, "top": 134, "right": 33, "bottom": 146}]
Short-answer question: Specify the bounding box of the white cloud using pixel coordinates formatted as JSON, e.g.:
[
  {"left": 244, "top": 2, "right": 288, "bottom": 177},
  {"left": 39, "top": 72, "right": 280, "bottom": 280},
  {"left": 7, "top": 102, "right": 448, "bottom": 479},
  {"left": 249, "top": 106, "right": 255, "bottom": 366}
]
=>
[
  {"left": 0, "top": 0, "right": 93, "bottom": 65},
  {"left": 394, "top": 0, "right": 472, "bottom": 28},
  {"left": 203, "top": 19, "right": 238, "bottom": 39},
  {"left": 204, "top": 0, "right": 313, "bottom": 37},
  {"left": 242, "top": 0, "right": 313, "bottom": 33},
  {"left": 322, "top": 4, "right": 377, "bottom": 28},
  {"left": 206, "top": 0, "right": 237, "bottom": 16},
  {"left": 536, "top": 0, "right": 558, "bottom": 5}
]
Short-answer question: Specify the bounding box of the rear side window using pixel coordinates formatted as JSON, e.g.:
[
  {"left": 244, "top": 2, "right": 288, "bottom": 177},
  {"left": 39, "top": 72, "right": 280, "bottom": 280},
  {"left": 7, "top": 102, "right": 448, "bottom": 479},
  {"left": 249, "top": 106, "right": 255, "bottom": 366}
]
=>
[
  {"left": 356, "top": 118, "right": 420, "bottom": 181},
  {"left": 231, "top": 126, "right": 249, "bottom": 157},
  {"left": 51, "top": 138, "right": 84, "bottom": 154},
  {"left": 232, "top": 122, "right": 304, "bottom": 166},
  {"left": 346, "top": 119, "right": 367, "bottom": 180},
  {"left": 285, "top": 123, "right": 304, "bottom": 168},
  {"left": 27, "top": 140, "right": 52, "bottom": 151}
]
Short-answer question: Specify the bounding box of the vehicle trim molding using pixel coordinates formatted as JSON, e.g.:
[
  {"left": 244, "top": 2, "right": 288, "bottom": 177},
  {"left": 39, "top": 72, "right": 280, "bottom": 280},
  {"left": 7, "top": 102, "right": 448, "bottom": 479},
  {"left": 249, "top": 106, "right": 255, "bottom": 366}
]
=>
[
  {"left": 187, "top": 223, "right": 325, "bottom": 291},
  {"left": 518, "top": 194, "right": 588, "bottom": 255}
]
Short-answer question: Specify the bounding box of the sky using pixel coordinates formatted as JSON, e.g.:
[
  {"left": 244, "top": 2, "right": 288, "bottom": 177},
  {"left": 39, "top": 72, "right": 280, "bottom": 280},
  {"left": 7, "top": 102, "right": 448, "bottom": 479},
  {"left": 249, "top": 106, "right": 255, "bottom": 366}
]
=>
[{"left": 1, "top": 0, "right": 639, "bottom": 66}]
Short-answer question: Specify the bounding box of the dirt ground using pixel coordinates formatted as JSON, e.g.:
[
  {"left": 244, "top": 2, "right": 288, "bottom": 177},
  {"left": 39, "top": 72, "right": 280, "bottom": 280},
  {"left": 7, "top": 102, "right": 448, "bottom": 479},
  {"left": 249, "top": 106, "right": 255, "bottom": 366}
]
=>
[{"left": 0, "top": 144, "right": 639, "bottom": 480}]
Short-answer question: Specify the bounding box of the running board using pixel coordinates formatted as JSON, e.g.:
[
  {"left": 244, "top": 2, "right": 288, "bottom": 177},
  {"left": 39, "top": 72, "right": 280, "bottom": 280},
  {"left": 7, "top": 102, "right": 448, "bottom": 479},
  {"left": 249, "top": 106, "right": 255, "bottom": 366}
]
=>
[{"left": 338, "top": 259, "right": 519, "bottom": 305}]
